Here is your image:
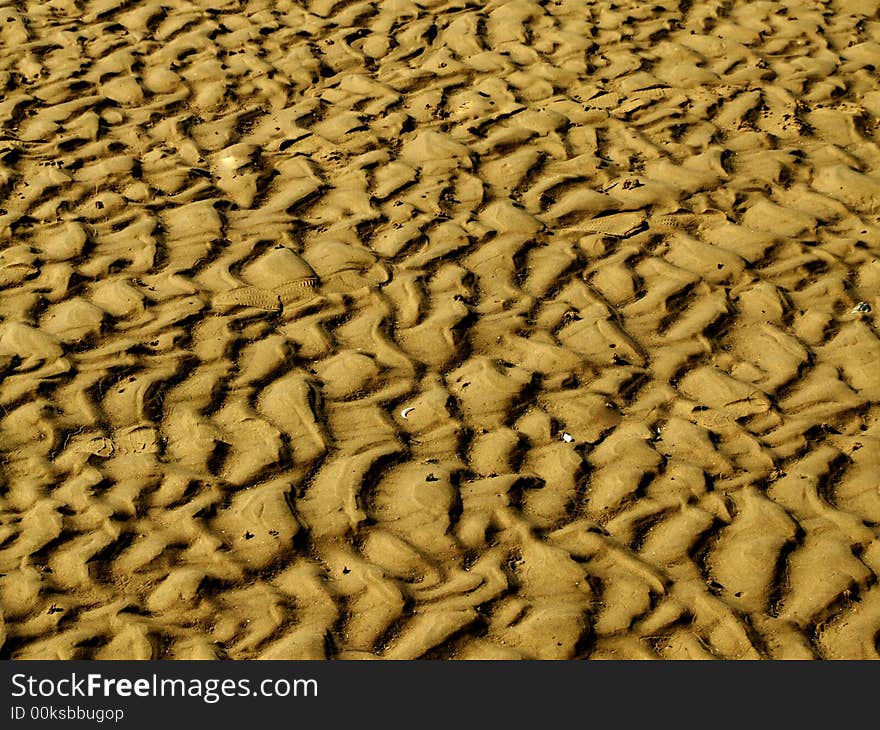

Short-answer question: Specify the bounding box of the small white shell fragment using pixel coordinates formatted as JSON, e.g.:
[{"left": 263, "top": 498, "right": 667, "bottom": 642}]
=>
[
  {"left": 401, "top": 407, "right": 415, "bottom": 419},
  {"left": 561, "top": 432, "right": 574, "bottom": 443}
]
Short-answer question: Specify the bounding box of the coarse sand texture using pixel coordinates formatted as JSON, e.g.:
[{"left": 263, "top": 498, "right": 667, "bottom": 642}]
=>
[{"left": 2, "top": 0, "right": 880, "bottom": 659}]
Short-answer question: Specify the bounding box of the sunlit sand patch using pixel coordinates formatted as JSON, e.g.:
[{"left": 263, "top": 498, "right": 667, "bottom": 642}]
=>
[
  {"left": 320, "top": 263, "right": 390, "bottom": 295},
  {"left": 0, "top": 246, "right": 39, "bottom": 286}
]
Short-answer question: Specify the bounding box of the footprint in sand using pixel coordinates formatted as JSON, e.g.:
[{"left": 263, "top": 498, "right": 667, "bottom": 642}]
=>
[
  {"left": 212, "top": 246, "right": 320, "bottom": 313},
  {"left": 212, "top": 243, "right": 392, "bottom": 313}
]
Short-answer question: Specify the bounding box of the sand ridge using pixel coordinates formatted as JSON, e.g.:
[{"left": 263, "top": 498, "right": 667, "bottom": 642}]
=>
[{"left": 1, "top": 0, "right": 880, "bottom": 659}]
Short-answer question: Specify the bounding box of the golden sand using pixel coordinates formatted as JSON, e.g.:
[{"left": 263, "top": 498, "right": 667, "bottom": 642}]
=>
[{"left": 1, "top": 0, "right": 880, "bottom": 659}]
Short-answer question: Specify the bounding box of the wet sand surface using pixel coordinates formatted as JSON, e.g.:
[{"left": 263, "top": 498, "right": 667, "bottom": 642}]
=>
[{"left": 2, "top": 0, "right": 880, "bottom": 659}]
